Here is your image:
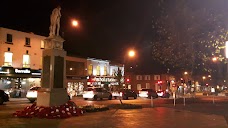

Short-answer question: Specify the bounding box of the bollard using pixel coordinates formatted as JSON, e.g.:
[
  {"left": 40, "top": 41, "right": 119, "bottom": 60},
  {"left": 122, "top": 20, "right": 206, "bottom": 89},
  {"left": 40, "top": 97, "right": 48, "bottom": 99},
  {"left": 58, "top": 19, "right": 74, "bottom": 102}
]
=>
[
  {"left": 213, "top": 95, "right": 215, "bottom": 104},
  {"left": 151, "top": 96, "right": 153, "bottom": 108},
  {"left": 173, "top": 92, "right": 176, "bottom": 107}
]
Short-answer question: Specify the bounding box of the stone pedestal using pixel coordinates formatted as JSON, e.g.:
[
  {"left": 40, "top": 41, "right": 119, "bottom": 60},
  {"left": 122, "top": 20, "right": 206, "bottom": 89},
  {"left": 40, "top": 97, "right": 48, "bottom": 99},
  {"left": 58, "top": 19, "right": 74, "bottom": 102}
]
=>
[{"left": 37, "top": 36, "right": 68, "bottom": 107}]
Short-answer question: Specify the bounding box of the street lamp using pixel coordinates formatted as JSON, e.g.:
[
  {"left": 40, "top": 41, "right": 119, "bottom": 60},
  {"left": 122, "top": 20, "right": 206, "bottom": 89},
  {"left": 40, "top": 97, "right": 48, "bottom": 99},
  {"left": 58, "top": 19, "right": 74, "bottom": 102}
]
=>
[
  {"left": 123, "top": 49, "right": 136, "bottom": 88},
  {"left": 128, "top": 50, "right": 135, "bottom": 57},
  {"left": 71, "top": 19, "right": 79, "bottom": 27}
]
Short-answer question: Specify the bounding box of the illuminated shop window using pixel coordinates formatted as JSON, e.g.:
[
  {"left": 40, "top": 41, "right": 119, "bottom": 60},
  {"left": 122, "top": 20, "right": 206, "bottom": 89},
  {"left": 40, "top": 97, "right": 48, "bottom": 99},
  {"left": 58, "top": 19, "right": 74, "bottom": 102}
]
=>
[
  {"left": 96, "top": 66, "right": 100, "bottom": 75},
  {"left": 23, "top": 54, "right": 30, "bottom": 68},
  {"left": 4, "top": 52, "right": 13, "bottom": 66},
  {"left": 104, "top": 66, "right": 107, "bottom": 76},
  {"left": 88, "top": 64, "right": 93, "bottom": 75},
  {"left": 41, "top": 40, "right": 45, "bottom": 49}
]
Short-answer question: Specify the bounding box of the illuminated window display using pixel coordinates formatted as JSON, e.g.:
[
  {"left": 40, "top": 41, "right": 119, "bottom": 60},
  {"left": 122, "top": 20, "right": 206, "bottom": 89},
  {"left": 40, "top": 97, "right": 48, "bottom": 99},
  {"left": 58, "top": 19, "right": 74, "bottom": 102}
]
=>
[{"left": 67, "top": 82, "right": 84, "bottom": 96}]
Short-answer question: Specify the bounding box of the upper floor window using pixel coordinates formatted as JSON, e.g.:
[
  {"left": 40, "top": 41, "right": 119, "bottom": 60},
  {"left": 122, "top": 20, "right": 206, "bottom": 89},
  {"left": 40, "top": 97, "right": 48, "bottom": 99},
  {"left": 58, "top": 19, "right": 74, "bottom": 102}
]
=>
[
  {"left": 41, "top": 40, "right": 45, "bottom": 49},
  {"left": 25, "top": 37, "right": 31, "bottom": 46},
  {"left": 154, "top": 75, "right": 160, "bottom": 80},
  {"left": 88, "top": 64, "right": 93, "bottom": 75},
  {"left": 23, "top": 54, "right": 30, "bottom": 68},
  {"left": 145, "top": 75, "right": 151, "bottom": 80},
  {"left": 136, "top": 75, "right": 142, "bottom": 80},
  {"left": 6, "top": 34, "right": 13, "bottom": 43},
  {"left": 96, "top": 65, "right": 100, "bottom": 76},
  {"left": 4, "top": 51, "right": 13, "bottom": 66}
]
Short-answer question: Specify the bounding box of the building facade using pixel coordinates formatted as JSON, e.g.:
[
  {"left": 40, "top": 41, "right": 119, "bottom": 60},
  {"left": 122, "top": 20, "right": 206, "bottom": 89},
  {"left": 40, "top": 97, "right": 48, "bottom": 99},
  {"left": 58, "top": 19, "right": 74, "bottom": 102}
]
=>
[
  {"left": 0, "top": 27, "right": 45, "bottom": 97},
  {"left": 0, "top": 27, "right": 124, "bottom": 97},
  {"left": 65, "top": 56, "right": 87, "bottom": 96},
  {"left": 86, "top": 58, "right": 124, "bottom": 91},
  {"left": 125, "top": 73, "right": 174, "bottom": 93}
]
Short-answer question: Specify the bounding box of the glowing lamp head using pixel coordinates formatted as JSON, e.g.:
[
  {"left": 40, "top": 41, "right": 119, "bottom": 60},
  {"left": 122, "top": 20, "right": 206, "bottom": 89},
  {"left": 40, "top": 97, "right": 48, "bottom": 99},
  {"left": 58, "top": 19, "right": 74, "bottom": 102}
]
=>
[
  {"left": 72, "top": 20, "right": 78, "bottom": 27},
  {"left": 128, "top": 50, "right": 135, "bottom": 57}
]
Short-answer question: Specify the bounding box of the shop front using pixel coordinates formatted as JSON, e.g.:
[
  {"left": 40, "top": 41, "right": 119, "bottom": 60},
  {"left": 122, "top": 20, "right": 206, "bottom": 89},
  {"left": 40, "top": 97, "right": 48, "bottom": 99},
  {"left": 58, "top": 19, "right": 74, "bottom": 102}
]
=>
[
  {"left": 66, "top": 76, "right": 87, "bottom": 97},
  {"left": 0, "top": 67, "right": 41, "bottom": 98},
  {"left": 87, "top": 76, "right": 119, "bottom": 91}
]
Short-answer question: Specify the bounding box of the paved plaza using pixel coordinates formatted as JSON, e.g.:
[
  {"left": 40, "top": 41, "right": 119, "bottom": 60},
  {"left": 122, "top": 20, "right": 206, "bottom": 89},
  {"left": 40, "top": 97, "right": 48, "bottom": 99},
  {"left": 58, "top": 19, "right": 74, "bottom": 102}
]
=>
[{"left": 0, "top": 99, "right": 228, "bottom": 128}]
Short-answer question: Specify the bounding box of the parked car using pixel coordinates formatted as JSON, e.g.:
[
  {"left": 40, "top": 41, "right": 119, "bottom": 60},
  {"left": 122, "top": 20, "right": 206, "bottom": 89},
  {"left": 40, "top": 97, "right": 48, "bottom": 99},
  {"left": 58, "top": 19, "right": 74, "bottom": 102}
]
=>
[
  {"left": 26, "top": 86, "right": 71, "bottom": 103},
  {"left": 119, "top": 89, "right": 137, "bottom": 100},
  {"left": 138, "top": 88, "right": 158, "bottom": 99},
  {"left": 156, "top": 90, "right": 170, "bottom": 98},
  {"left": 26, "top": 86, "right": 41, "bottom": 103},
  {"left": 83, "top": 87, "right": 112, "bottom": 100},
  {"left": 0, "top": 89, "right": 9, "bottom": 105}
]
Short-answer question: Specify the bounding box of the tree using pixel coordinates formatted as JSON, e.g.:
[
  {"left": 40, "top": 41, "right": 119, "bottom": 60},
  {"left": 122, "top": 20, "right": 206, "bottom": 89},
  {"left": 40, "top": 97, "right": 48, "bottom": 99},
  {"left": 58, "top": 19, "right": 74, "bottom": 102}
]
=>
[
  {"left": 114, "top": 67, "right": 124, "bottom": 104},
  {"left": 149, "top": 0, "right": 228, "bottom": 81}
]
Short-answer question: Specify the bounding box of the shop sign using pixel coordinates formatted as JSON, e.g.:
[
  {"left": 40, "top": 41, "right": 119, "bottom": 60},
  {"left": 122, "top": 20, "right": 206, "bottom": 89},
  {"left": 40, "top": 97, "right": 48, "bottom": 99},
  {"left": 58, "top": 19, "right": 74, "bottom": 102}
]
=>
[
  {"left": 93, "top": 77, "right": 117, "bottom": 82},
  {"left": 15, "top": 69, "right": 31, "bottom": 74}
]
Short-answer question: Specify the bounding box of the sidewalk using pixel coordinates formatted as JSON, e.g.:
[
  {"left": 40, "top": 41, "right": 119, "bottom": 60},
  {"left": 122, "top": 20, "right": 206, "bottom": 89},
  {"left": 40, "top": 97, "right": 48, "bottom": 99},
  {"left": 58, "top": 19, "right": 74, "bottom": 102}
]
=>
[{"left": 1, "top": 104, "right": 228, "bottom": 128}]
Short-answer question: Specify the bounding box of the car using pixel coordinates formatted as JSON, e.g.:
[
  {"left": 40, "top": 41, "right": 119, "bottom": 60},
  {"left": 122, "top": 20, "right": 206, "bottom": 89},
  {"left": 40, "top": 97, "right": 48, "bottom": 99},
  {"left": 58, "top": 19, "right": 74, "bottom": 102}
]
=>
[
  {"left": 119, "top": 89, "right": 137, "bottom": 100},
  {"left": 26, "top": 86, "right": 41, "bottom": 103},
  {"left": 156, "top": 90, "right": 170, "bottom": 98},
  {"left": 26, "top": 86, "right": 71, "bottom": 103},
  {"left": 138, "top": 88, "right": 158, "bottom": 99},
  {"left": 0, "top": 89, "right": 9, "bottom": 105},
  {"left": 83, "top": 87, "right": 112, "bottom": 100}
]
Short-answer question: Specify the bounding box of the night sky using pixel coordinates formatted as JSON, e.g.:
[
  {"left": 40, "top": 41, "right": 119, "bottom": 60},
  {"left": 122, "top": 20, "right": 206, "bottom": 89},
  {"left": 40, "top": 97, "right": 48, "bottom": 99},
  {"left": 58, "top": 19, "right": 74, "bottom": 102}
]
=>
[
  {"left": 2, "top": 0, "right": 226, "bottom": 74},
  {"left": 1, "top": 0, "right": 163, "bottom": 73}
]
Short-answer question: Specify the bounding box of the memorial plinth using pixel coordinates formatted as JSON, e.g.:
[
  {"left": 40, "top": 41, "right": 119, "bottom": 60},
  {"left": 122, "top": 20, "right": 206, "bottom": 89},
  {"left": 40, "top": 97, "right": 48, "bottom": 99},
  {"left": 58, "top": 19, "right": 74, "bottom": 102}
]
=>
[{"left": 37, "top": 36, "right": 68, "bottom": 107}]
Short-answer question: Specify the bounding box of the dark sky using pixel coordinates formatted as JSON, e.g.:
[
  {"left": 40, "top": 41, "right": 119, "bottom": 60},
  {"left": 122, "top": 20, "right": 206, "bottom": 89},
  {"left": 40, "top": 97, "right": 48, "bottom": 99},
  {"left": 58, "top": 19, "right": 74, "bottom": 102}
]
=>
[{"left": 0, "top": 0, "right": 166, "bottom": 73}]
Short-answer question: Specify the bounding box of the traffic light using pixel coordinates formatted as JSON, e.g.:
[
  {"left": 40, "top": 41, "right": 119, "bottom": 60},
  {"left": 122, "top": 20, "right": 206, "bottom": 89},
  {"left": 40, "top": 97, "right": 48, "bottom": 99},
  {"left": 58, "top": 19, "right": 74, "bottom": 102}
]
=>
[{"left": 126, "top": 78, "right": 130, "bottom": 82}]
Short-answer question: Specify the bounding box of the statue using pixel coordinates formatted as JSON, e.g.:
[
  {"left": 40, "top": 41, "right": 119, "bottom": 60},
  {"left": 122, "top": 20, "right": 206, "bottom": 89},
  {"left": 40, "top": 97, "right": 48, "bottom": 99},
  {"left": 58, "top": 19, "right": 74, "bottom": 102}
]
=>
[{"left": 49, "top": 6, "right": 61, "bottom": 36}]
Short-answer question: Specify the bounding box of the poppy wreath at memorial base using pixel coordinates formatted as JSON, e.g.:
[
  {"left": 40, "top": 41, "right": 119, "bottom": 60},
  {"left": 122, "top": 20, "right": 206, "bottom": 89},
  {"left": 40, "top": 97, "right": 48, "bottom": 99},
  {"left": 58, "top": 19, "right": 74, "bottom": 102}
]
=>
[{"left": 13, "top": 101, "right": 83, "bottom": 119}]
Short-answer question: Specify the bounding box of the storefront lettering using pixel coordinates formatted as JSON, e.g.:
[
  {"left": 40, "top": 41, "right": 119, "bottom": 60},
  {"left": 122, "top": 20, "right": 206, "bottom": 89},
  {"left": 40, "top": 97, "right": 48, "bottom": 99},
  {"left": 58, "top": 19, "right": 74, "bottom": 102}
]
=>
[
  {"left": 15, "top": 69, "right": 31, "bottom": 74},
  {"left": 93, "top": 77, "right": 117, "bottom": 82}
]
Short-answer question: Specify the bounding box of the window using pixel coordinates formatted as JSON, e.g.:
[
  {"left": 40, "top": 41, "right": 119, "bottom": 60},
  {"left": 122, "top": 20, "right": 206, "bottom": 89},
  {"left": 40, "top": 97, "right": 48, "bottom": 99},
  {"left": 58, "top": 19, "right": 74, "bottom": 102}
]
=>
[
  {"left": 145, "top": 75, "right": 150, "bottom": 80},
  {"left": 96, "top": 65, "right": 100, "bottom": 75},
  {"left": 146, "top": 83, "right": 150, "bottom": 89},
  {"left": 25, "top": 37, "right": 31, "bottom": 46},
  {"left": 137, "top": 84, "right": 141, "bottom": 90},
  {"left": 6, "top": 34, "right": 13, "bottom": 43},
  {"left": 154, "top": 75, "right": 160, "bottom": 80},
  {"left": 23, "top": 54, "right": 30, "bottom": 68},
  {"left": 104, "top": 66, "right": 107, "bottom": 75},
  {"left": 41, "top": 40, "right": 45, "bottom": 49},
  {"left": 136, "top": 75, "right": 142, "bottom": 80},
  {"left": 88, "top": 64, "right": 93, "bottom": 75},
  {"left": 4, "top": 52, "right": 13, "bottom": 66}
]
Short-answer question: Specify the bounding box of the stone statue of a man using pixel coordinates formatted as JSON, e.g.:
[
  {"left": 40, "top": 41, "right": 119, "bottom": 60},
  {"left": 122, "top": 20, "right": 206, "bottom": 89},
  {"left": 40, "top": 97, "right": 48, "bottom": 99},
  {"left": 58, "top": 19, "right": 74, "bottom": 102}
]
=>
[{"left": 49, "top": 6, "right": 61, "bottom": 36}]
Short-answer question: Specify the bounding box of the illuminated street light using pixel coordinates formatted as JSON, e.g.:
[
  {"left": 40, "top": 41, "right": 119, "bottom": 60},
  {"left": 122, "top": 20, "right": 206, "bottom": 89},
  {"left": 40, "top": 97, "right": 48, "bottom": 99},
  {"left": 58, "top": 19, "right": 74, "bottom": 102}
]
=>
[
  {"left": 202, "top": 76, "right": 206, "bottom": 80},
  {"left": 128, "top": 50, "right": 135, "bottom": 57},
  {"left": 184, "top": 72, "right": 188, "bottom": 75},
  {"left": 72, "top": 20, "right": 78, "bottom": 27},
  {"left": 212, "top": 57, "right": 218, "bottom": 62}
]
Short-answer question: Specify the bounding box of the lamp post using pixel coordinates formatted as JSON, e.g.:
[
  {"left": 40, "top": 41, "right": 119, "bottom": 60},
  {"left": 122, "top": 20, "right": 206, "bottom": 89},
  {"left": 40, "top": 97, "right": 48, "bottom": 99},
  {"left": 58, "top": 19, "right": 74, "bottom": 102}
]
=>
[
  {"left": 123, "top": 49, "right": 136, "bottom": 89},
  {"left": 202, "top": 76, "right": 206, "bottom": 92}
]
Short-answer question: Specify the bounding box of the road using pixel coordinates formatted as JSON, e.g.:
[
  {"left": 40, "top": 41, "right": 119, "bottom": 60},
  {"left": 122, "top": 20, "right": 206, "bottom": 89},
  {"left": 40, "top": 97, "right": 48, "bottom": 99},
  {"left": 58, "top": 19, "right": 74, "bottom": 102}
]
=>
[{"left": 2, "top": 95, "right": 228, "bottom": 109}]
